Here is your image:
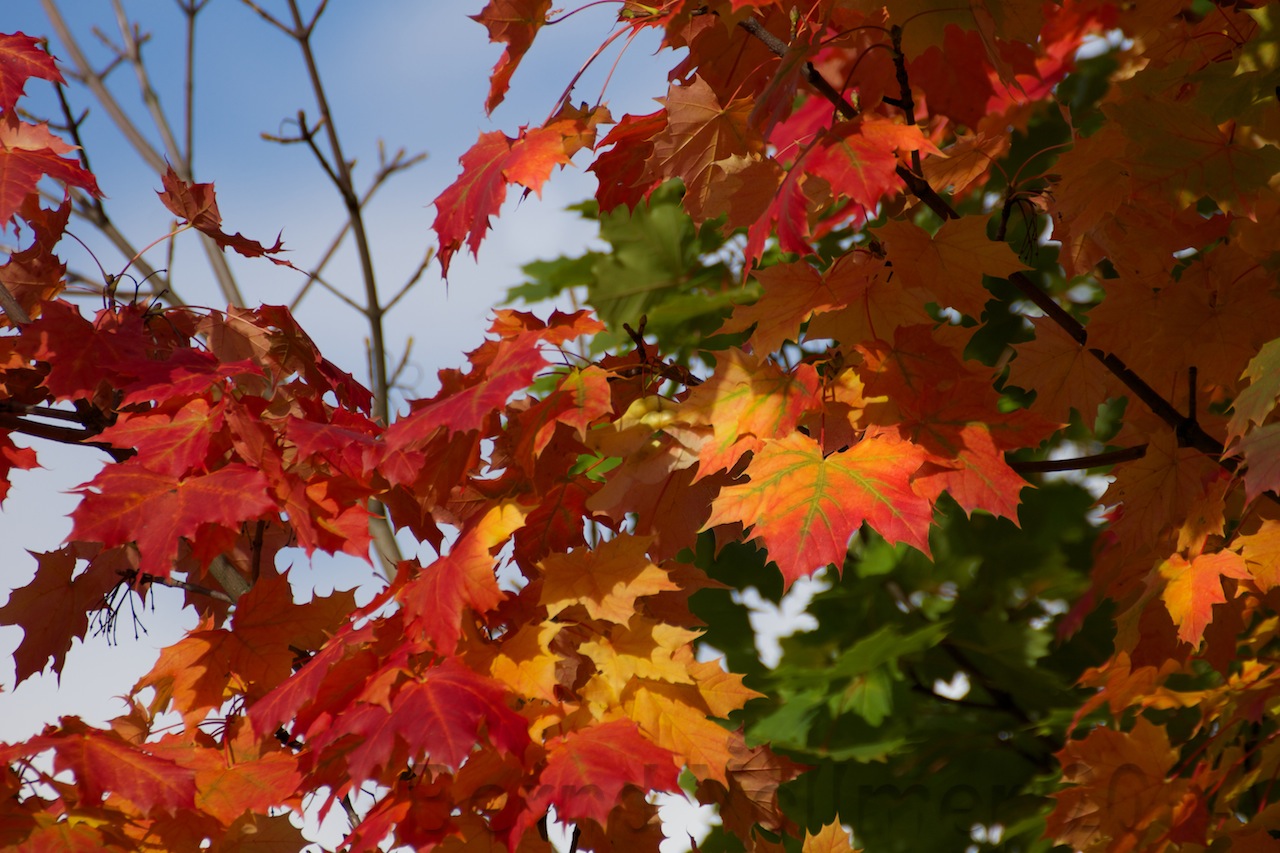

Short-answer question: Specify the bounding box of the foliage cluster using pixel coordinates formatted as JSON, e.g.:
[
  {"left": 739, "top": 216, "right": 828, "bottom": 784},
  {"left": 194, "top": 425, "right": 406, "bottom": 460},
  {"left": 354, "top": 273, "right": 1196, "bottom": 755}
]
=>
[{"left": 2, "top": 2, "right": 1280, "bottom": 852}]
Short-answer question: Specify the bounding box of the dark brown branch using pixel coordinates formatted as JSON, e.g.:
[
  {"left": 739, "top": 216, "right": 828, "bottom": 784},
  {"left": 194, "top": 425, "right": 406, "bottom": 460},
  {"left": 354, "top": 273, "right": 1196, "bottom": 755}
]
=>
[
  {"left": 737, "top": 17, "right": 858, "bottom": 120},
  {"left": 889, "top": 26, "right": 922, "bottom": 175},
  {"left": 0, "top": 407, "right": 134, "bottom": 462},
  {"left": 1006, "top": 272, "right": 1230, "bottom": 465},
  {"left": 1010, "top": 445, "right": 1148, "bottom": 473}
]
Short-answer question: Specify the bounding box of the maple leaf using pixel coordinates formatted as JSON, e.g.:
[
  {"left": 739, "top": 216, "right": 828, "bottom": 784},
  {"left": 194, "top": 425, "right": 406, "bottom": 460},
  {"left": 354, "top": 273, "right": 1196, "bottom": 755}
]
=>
[
  {"left": 652, "top": 76, "right": 761, "bottom": 220},
  {"left": 744, "top": 162, "right": 819, "bottom": 265},
  {"left": 907, "top": 25, "right": 997, "bottom": 129},
  {"left": 487, "top": 620, "right": 563, "bottom": 702},
  {"left": 622, "top": 679, "right": 739, "bottom": 785},
  {"left": 317, "top": 659, "right": 529, "bottom": 781},
  {"left": 174, "top": 723, "right": 303, "bottom": 826},
  {"left": 0, "top": 193, "right": 70, "bottom": 322},
  {"left": 520, "top": 719, "right": 679, "bottom": 842},
  {"left": 579, "top": 618, "right": 702, "bottom": 711},
  {"left": 29, "top": 717, "right": 198, "bottom": 814},
  {"left": 1105, "top": 431, "right": 1224, "bottom": 550},
  {"left": 805, "top": 252, "right": 931, "bottom": 347},
  {"left": 590, "top": 110, "right": 667, "bottom": 213},
  {"left": 471, "top": 0, "right": 552, "bottom": 114},
  {"left": 1006, "top": 318, "right": 1114, "bottom": 416},
  {"left": 20, "top": 300, "right": 154, "bottom": 399},
  {"left": 806, "top": 119, "right": 937, "bottom": 215},
  {"left": 0, "top": 32, "right": 64, "bottom": 114},
  {"left": 803, "top": 821, "right": 859, "bottom": 853},
  {"left": 1159, "top": 550, "right": 1250, "bottom": 647},
  {"left": 676, "top": 350, "right": 821, "bottom": 478},
  {"left": 0, "top": 113, "right": 100, "bottom": 227},
  {"left": 912, "top": 423, "right": 1029, "bottom": 522},
  {"left": 1108, "top": 96, "right": 1280, "bottom": 213},
  {"left": 0, "top": 545, "right": 121, "bottom": 685},
  {"left": 1233, "top": 423, "right": 1280, "bottom": 505},
  {"left": 434, "top": 107, "right": 609, "bottom": 275},
  {"left": 0, "top": 431, "right": 36, "bottom": 504},
  {"left": 705, "top": 431, "right": 933, "bottom": 586},
  {"left": 96, "top": 399, "right": 221, "bottom": 478},
  {"left": 156, "top": 167, "right": 292, "bottom": 265},
  {"left": 724, "top": 261, "right": 842, "bottom": 356},
  {"left": 875, "top": 216, "right": 1028, "bottom": 318},
  {"left": 1048, "top": 718, "right": 1191, "bottom": 852},
  {"left": 399, "top": 502, "right": 527, "bottom": 655},
  {"left": 696, "top": 731, "right": 804, "bottom": 838},
  {"left": 538, "top": 534, "right": 678, "bottom": 624},
  {"left": 70, "top": 461, "right": 275, "bottom": 577},
  {"left": 1235, "top": 520, "right": 1280, "bottom": 593},
  {"left": 922, "top": 131, "right": 1009, "bottom": 199},
  {"left": 1227, "top": 337, "right": 1280, "bottom": 445}
]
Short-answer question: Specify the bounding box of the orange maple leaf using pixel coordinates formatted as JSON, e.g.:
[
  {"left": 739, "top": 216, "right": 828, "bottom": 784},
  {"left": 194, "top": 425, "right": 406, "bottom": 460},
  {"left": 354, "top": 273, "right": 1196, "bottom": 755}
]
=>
[
  {"left": 1160, "top": 550, "right": 1250, "bottom": 647},
  {"left": 803, "top": 821, "right": 859, "bottom": 853},
  {"left": 705, "top": 431, "right": 932, "bottom": 586}
]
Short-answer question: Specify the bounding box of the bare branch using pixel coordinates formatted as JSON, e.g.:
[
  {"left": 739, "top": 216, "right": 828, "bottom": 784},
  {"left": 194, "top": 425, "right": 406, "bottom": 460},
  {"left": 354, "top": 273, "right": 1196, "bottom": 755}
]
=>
[
  {"left": 111, "top": 0, "right": 186, "bottom": 171},
  {"left": 383, "top": 248, "right": 435, "bottom": 314},
  {"left": 141, "top": 572, "right": 235, "bottom": 604}
]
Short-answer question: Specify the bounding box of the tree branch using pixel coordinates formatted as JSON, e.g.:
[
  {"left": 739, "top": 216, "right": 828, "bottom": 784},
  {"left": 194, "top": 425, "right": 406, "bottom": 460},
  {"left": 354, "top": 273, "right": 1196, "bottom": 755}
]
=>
[
  {"left": 737, "top": 16, "right": 859, "bottom": 120},
  {"left": 1010, "top": 445, "right": 1148, "bottom": 473}
]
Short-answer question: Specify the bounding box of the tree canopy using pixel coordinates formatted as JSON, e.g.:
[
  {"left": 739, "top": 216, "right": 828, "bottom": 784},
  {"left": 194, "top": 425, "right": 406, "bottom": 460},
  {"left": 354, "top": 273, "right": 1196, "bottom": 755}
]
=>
[{"left": 3, "top": 2, "right": 1280, "bottom": 851}]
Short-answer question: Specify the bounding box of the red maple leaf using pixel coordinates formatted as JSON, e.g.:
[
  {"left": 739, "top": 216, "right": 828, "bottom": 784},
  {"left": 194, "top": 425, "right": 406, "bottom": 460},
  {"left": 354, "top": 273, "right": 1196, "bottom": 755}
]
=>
[
  {"left": 26, "top": 717, "right": 197, "bottom": 814},
  {"left": 156, "top": 166, "right": 294, "bottom": 266},
  {"left": 397, "top": 504, "right": 525, "bottom": 655},
  {"left": 386, "top": 338, "right": 546, "bottom": 450},
  {"left": 0, "top": 113, "right": 100, "bottom": 227},
  {"left": 314, "top": 659, "right": 529, "bottom": 781},
  {"left": 433, "top": 107, "right": 608, "bottom": 275},
  {"left": 806, "top": 119, "right": 936, "bottom": 215},
  {"left": 518, "top": 720, "right": 679, "bottom": 842},
  {"left": 1161, "top": 550, "right": 1251, "bottom": 647},
  {"left": 0, "top": 32, "right": 64, "bottom": 114},
  {"left": 590, "top": 110, "right": 667, "bottom": 213},
  {"left": 96, "top": 399, "right": 222, "bottom": 478},
  {"left": 471, "top": 0, "right": 553, "bottom": 114},
  {"left": 0, "top": 431, "right": 36, "bottom": 503},
  {"left": 22, "top": 300, "right": 151, "bottom": 398},
  {"left": 0, "top": 194, "right": 70, "bottom": 321},
  {"left": 70, "top": 461, "right": 276, "bottom": 577}
]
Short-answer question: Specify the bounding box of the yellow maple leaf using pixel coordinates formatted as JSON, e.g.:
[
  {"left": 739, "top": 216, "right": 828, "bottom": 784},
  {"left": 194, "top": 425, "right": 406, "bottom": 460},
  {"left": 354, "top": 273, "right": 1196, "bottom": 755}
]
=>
[{"left": 539, "top": 534, "right": 680, "bottom": 624}]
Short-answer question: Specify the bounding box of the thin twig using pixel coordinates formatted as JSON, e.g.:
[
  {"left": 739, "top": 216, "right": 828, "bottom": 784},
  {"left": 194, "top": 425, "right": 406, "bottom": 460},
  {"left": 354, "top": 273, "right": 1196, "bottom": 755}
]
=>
[
  {"left": 140, "top": 572, "right": 235, "bottom": 604},
  {"left": 111, "top": 1, "right": 185, "bottom": 171},
  {"left": 382, "top": 248, "right": 435, "bottom": 314},
  {"left": 286, "top": 147, "right": 426, "bottom": 312},
  {"left": 43, "top": 0, "right": 243, "bottom": 305}
]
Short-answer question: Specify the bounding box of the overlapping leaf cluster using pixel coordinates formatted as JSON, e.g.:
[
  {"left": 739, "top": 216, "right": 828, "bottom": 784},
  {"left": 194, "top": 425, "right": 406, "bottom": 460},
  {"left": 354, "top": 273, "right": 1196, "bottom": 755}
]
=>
[{"left": 3, "top": 1, "right": 1280, "bottom": 851}]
